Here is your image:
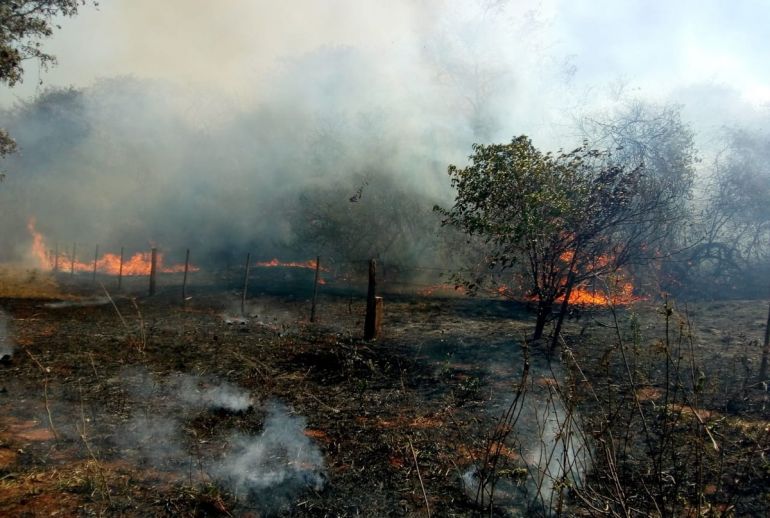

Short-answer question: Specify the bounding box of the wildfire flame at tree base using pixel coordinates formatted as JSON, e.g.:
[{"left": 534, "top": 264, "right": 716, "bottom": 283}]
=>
[
  {"left": 558, "top": 282, "right": 642, "bottom": 306},
  {"left": 27, "top": 218, "right": 197, "bottom": 276}
]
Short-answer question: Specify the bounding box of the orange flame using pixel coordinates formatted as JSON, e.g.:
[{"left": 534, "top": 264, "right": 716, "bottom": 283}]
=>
[
  {"left": 27, "top": 218, "right": 52, "bottom": 269},
  {"left": 490, "top": 248, "right": 644, "bottom": 306},
  {"left": 27, "top": 218, "right": 197, "bottom": 276},
  {"left": 552, "top": 248, "right": 643, "bottom": 306},
  {"left": 255, "top": 258, "right": 327, "bottom": 271},
  {"left": 558, "top": 281, "right": 641, "bottom": 306}
]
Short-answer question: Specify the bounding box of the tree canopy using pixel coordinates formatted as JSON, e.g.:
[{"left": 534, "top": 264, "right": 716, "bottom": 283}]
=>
[
  {"left": 0, "top": 0, "right": 90, "bottom": 168},
  {"left": 437, "top": 135, "right": 658, "bottom": 341}
]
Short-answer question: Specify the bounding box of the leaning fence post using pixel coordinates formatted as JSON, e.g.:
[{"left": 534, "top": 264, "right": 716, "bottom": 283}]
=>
[
  {"left": 149, "top": 247, "right": 158, "bottom": 296},
  {"left": 241, "top": 253, "right": 251, "bottom": 317},
  {"left": 182, "top": 248, "right": 190, "bottom": 302},
  {"left": 310, "top": 255, "right": 321, "bottom": 323},
  {"left": 364, "top": 259, "right": 378, "bottom": 340},
  {"left": 92, "top": 244, "right": 99, "bottom": 282},
  {"left": 118, "top": 246, "right": 124, "bottom": 289}
]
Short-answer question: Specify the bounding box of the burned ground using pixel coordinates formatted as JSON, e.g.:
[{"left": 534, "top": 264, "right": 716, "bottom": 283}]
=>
[{"left": 0, "top": 279, "right": 769, "bottom": 516}]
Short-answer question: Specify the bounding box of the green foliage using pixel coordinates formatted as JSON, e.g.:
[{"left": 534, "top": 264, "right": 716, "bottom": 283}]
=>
[
  {"left": 437, "top": 135, "right": 650, "bottom": 338},
  {"left": 291, "top": 171, "right": 446, "bottom": 270},
  {"left": 0, "top": 1, "right": 92, "bottom": 165}
]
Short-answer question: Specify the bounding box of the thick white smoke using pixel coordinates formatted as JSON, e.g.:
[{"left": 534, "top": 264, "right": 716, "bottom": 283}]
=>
[
  {"left": 213, "top": 402, "right": 327, "bottom": 511},
  {"left": 115, "top": 368, "right": 324, "bottom": 511},
  {"left": 168, "top": 372, "right": 253, "bottom": 412}
]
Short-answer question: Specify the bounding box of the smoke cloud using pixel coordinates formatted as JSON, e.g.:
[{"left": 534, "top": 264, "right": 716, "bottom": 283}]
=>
[
  {"left": 1, "top": 1, "right": 767, "bottom": 269},
  {"left": 0, "top": 1, "right": 559, "bottom": 266}
]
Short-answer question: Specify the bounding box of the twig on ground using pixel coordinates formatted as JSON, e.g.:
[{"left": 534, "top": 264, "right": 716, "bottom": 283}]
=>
[
  {"left": 24, "top": 349, "right": 59, "bottom": 440},
  {"left": 408, "top": 437, "right": 431, "bottom": 518}
]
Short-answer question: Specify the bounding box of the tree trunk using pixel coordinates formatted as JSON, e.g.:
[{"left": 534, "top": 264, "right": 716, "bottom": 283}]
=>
[
  {"left": 551, "top": 242, "right": 581, "bottom": 350},
  {"left": 533, "top": 299, "right": 552, "bottom": 340},
  {"left": 551, "top": 272, "right": 576, "bottom": 352}
]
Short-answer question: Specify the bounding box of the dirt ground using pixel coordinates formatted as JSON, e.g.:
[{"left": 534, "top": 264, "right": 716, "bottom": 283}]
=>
[{"left": 0, "top": 270, "right": 769, "bottom": 516}]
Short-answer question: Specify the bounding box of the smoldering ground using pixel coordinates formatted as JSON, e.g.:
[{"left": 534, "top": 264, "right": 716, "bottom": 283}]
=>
[
  {"left": 114, "top": 367, "right": 326, "bottom": 512},
  {"left": 406, "top": 318, "right": 589, "bottom": 514}
]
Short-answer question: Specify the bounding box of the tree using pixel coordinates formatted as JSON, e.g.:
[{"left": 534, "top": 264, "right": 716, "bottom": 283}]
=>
[
  {"left": 0, "top": 0, "right": 90, "bottom": 173},
  {"left": 291, "top": 171, "right": 446, "bottom": 273},
  {"left": 437, "top": 136, "right": 659, "bottom": 342},
  {"left": 688, "top": 127, "right": 770, "bottom": 298},
  {"left": 579, "top": 101, "right": 698, "bottom": 293}
]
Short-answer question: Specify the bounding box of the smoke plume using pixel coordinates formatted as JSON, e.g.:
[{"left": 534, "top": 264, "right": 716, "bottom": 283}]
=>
[
  {"left": 168, "top": 372, "right": 253, "bottom": 412},
  {"left": 213, "top": 402, "right": 327, "bottom": 511},
  {"left": 114, "top": 368, "right": 324, "bottom": 511}
]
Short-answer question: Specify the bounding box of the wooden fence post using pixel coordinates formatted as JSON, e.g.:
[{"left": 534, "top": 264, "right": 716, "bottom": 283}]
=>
[
  {"left": 375, "top": 296, "right": 384, "bottom": 337},
  {"left": 149, "top": 247, "right": 157, "bottom": 296},
  {"left": 92, "top": 245, "right": 99, "bottom": 282},
  {"left": 310, "top": 255, "right": 321, "bottom": 323},
  {"left": 182, "top": 248, "right": 190, "bottom": 302},
  {"left": 70, "top": 242, "right": 76, "bottom": 276},
  {"left": 118, "top": 246, "right": 124, "bottom": 289},
  {"left": 53, "top": 243, "right": 59, "bottom": 272},
  {"left": 241, "top": 253, "right": 251, "bottom": 317},
  {"left": 364, "top": 259, "right": 378, "bottom": 340}
]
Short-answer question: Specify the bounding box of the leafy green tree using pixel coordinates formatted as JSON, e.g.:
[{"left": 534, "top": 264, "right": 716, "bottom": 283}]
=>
[
  {"left": 0, "top": 0, "right": 91, "bottom": 174},
  {"left": 437, "top": 136, "right": 658, "bottom": 342}
]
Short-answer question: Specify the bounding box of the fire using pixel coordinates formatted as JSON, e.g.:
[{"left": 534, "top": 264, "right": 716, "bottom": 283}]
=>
[
  {"left": 27, "top": 218, "right": 197, "bottom": 276},
  {"left": 491, "top": 248, "right": 644, "bottom": 306},
  {"left": 558, "top": 250, "right": 642, "bottom": 306},
  {"left": 254, "top": 257, "right": 329, "bottom": 286},
  {"left": 254, "top": 258, "right": 327, "bottom": 271},
  {"left": 27, "top": 218, "right": 52, "bottom": 269},
  {"left": 559, "top": 280, "right": 641, "bottom": 306}
]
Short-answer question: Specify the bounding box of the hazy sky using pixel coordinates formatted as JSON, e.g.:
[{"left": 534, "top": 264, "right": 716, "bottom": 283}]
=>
[{"left": 3, "top": 0, "right": 768, "bottom": 129}]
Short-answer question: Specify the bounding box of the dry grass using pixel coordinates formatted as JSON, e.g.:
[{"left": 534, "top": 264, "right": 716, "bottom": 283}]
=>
[{"left": 0, "top": 264, "right": 73, "bottom": 299}]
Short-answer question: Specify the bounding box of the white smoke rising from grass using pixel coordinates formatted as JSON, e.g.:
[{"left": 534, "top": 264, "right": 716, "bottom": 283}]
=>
[
  {"left": 114, "top": 368, "right": 325, "bottom": 510},
  {"left": 118, "top": 414, "right": 185, "bottom": 469},
  {"left": 520, "top": 389, "right": 588, "bottom": 512},
  {"left": 120, "top": 368, "right": 253, "bottom": 413},
  {"left": 213, "top": 401, "right": 326, "bottom": 511},
  {"left": 43, "top": 296, "right": 111, "bottom": 309},
  {"left": 169, "top": 372, "right": 253, "bottom": 412},
  {"left": 461, "top": 356, "right": 589, "bottom": 515}
]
